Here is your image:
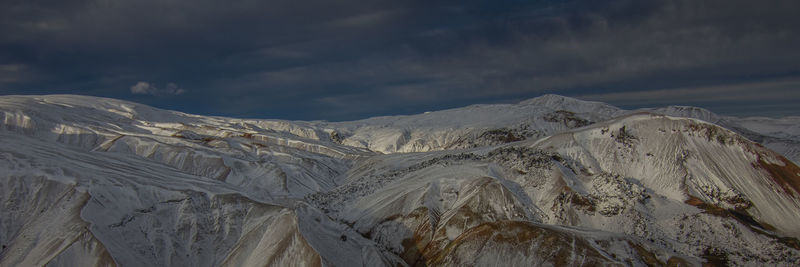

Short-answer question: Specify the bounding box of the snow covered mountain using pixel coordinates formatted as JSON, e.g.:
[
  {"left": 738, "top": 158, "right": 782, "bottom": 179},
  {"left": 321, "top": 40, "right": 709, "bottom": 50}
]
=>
[
  {"left": 1, "top": 94, "right": 799, "bottom": 266},
  {"left": 317, "top": 94, "right": 800, "bottom": 165}
]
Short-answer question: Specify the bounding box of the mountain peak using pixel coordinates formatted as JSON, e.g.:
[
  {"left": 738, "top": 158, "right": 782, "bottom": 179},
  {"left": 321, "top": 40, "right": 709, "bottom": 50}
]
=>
[
  {"left": 518, "top": 94, "right": 624, "bottom": 116},
  {"left": 647, "top": 105, "right": 722, "bottom": 123},
  {"left": 518, "top": 94, "right": 578, "bottom": 105}
]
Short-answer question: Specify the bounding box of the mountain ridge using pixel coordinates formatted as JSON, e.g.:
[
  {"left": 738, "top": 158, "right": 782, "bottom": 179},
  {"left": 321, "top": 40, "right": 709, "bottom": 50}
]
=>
[{"left": 1, "top": 94, "right": 800, "bottom": 266}]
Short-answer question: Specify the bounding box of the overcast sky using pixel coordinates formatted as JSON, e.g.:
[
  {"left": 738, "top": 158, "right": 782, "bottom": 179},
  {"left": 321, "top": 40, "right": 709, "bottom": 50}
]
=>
[{"left": 1, "top": 0, "right": 799, "bottom": 120}]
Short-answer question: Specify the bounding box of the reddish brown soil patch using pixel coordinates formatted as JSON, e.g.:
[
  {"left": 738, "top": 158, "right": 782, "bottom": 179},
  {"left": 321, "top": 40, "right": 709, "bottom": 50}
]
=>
[
  {"left": 701, "top": 247, "right": 729, "bottom": 267},
  {"left": 754, "top": 154, "right": 800, "bottom": 196}
]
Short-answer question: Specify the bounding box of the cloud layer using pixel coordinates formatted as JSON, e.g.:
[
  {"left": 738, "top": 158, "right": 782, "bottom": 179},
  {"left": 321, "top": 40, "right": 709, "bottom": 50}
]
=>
[
  {"left": 1, "top": 0, "right": 799, "bottom": 120},
  {"left": 130, "top": 81, "right": 185, "bottom": 96}
]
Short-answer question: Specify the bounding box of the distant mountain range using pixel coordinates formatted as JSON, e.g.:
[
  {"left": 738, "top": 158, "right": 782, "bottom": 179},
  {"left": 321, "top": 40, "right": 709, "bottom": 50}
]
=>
[{"left": 1, "top": 94, "right": 799, "bottom": 266}]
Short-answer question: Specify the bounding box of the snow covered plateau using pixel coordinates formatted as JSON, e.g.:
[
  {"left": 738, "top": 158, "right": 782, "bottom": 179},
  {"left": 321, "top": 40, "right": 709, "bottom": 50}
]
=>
[{"left": 1, "top": 94, "right": 799, "bottom": 266}]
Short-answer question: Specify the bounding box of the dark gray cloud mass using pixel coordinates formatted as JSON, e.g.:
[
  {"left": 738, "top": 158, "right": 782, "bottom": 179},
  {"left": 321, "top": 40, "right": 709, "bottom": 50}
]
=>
[{"left": 1, "top": 0, "right": 799, "bottom": 120}]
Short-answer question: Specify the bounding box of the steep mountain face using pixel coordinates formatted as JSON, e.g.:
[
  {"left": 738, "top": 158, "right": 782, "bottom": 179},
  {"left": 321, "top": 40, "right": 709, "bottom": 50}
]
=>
[
  {"left": 649, "top": 106, "right": 800, "bottom": 166},
  {"left": 1, "top": 94, "right": 799, "bottom": 266}
]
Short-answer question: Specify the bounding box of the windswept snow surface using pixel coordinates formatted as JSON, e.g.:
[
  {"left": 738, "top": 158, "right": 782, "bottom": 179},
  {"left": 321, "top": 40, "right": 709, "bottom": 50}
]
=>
[{"left": 1, "top": 94, "right": 800, "bottom": 266}]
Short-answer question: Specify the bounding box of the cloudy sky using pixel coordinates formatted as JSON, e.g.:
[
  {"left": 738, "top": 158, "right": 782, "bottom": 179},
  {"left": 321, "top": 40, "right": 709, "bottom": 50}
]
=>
[{"left": 1, "top": 0, "right": 799, "bottom": 121}]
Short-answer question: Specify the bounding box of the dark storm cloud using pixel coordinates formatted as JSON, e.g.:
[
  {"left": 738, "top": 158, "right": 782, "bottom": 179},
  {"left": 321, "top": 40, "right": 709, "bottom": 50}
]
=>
[{"left": 1, "top": 0, "right": 799, "bottom": 120}]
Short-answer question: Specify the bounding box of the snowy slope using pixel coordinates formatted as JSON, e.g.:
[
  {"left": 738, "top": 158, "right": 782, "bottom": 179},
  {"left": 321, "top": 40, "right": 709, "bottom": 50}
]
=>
[
  {"left": 0, "top": 95, "right": 399, "bottom": 266},
  {"left": 1, "top": 94, "right": 800, "bottom": 266},
  {"left": 309, "top": 113, "right": 800, "bottom": 266},
  {"left": 307, "top": 94, "right": 800, "bottom": 165},
  {"left": 315, "top": 94, "right": 626, "bottom": 153}
]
